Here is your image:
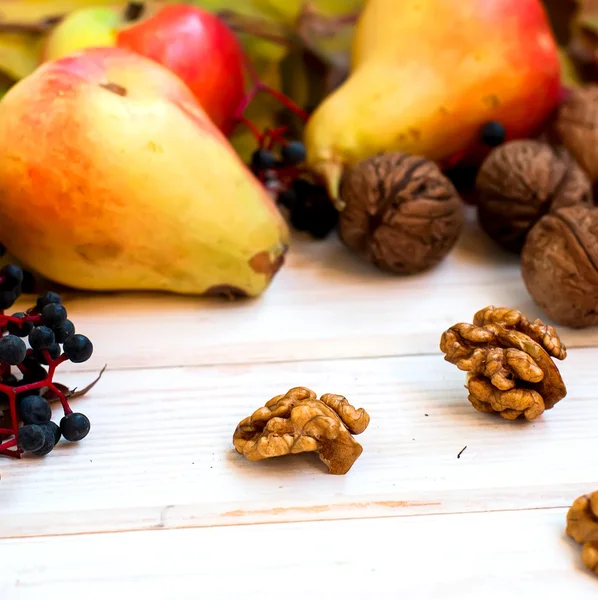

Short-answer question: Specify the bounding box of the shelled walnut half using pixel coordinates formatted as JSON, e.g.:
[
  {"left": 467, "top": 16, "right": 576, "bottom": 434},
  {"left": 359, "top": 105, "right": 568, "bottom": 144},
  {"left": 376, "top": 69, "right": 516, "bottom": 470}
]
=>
[
  {"left": 233, "top": 387, "right": 370, "bottom": 475},
  {"left": 440, "top": 306, "right": 567, "bottom": 420},
  {"left": 567, "top": 491, "right": 598, "bottom": 576}
]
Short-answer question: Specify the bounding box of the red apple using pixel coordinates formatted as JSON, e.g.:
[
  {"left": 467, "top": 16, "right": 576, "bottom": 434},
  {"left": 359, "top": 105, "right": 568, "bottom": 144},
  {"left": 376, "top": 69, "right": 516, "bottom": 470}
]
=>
[{"left": 116, "top": 4, "right": 247, "bottom": 135}]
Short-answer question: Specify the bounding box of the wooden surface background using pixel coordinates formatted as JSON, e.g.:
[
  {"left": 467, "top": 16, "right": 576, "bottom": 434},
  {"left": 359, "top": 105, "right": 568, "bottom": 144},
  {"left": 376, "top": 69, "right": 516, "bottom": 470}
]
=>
[{"left": 0, "top": 208, "right": 596, "bottom": 598}]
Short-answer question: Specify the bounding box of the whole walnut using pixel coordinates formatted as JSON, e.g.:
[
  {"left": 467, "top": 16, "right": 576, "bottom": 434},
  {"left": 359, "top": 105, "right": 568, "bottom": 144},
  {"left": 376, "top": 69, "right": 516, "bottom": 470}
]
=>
[
  {"left": 475, "top": 140, "right": 593, "bottom": 253},
  {"left": 555, "top": 85, "right": 598, "bottom": 181},
  {"left": 521, "top": 205, "right": 598, "bottom": 329},
  {"left": 337, "top": 152, "right": 464, "bottom": 274}
]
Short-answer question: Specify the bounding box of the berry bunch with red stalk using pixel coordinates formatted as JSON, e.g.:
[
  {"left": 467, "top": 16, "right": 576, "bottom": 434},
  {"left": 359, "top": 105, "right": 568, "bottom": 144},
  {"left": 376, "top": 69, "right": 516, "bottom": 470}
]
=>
[
  {"left": 233, "top": 54, "right": 339, "bottom": 240},
  {"left": 0, "top": 265, "right": 94, "bottom": 458}
]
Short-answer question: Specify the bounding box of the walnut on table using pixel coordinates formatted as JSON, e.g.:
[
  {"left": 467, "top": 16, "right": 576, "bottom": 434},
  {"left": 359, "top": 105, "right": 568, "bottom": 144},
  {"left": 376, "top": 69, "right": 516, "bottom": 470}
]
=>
[
  {"left": 233, "top": 387, "right": 370, "bottom": 475},
  {"left": 440, "top": 306, "right": 567, "bottom": 421},
  {"left": 567, "top": 491, "right": 598, "bottom": 576},
  {"left": 475, "top": 140, "right": 593, "bottom": 253}
]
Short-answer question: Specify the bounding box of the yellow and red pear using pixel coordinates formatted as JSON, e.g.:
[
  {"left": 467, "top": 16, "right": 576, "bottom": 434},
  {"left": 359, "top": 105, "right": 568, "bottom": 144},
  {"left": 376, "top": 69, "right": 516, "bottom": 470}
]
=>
[
  {"left": 0, "top": 47, "right": 288, "bottom": 297},
  {"left": 305, "top": 0, "right": 562, "bottom": 201}
]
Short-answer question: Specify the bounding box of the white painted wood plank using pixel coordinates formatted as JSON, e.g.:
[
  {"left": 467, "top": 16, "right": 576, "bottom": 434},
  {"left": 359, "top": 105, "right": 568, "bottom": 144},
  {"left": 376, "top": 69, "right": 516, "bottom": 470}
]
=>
[
  {"left": 1, "top": 349, "right": 596, "bottom": 538},
  {"left": 1, "top": 508, "right": 596, "bottom": 599},
  {"left": 12, "top": 210, "right": 598, "bottom": 374}
]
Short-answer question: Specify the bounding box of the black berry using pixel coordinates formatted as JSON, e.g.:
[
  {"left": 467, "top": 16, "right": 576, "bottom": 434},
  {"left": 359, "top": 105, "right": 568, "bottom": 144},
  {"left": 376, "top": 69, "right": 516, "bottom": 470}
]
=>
[
  {"left": 36, "top": 291, "right": 62, "bottom": 311},
  {"left": 251, "top": 148, "right": 276, "bottom": 171},
  {"left": 32, "top": 343, "right": 61, "bottom": 365},
  {"left": 481, "top": 121, "right": 506, "bottom": 147},
  {"left": 20, "top": 357, "right": 47, "bottom": 384},
  {"left": 18, "top": 424, "right": 45, "bottom": 452},
  {"left": 40, "top": 421, "right": 61, "bottom": 445},
  {"left": 53, "top": 319, "right": 75, "bottom": 343},
  {"left": 278, "top": 189, "right": 297, "bottom": 211},
  {"left": 281, "top": 141, "right": 306, "bottom": 166},
  {"left": 63, "top": 334, "right": 93, "bottom": 363},
  {"left": 21, "top": 270, "right": 35, "bottom": 294},
  {"left": 7, "top": 312, "right": 34, "bottom": 337},
  {"left": 2, "top": 372, "right": 18, "bottom": 386},
  {"left": 19, "top": 395, "right": 51, "bottom": 425},
  {"left": 0, "top": 264, "right": 23, "bottom": 290},
  {"left": 60, "top": 412, "right": 91, "bottom": 442},
  {"left": 0, "top": 290, "right": 16, "bottom": 310},
  {"left": 0, "top": 335, "right": 27, "bottom": 365},
  {"left": 29, "top": 326, "right": 55, "bottom": 350},
  {"left": 31, "top": 424, "right": 58, "bottom": 456},
  {"left": 287, "top": 180, "right": 339, "bottom": 240},
  {"left": 41, "top": 303, "right": 67, "bottom": 328}
]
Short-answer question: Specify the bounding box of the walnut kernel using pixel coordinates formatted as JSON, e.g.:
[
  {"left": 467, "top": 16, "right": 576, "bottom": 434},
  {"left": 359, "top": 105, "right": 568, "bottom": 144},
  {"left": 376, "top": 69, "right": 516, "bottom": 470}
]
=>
[
  {"left": 475, "top": 140, "right": 593, "bottom": 253},
  {"left": 338, "top": 152, "right": 464, "bottom": 274},
  {"left": 566, "top": 491, "right": 598, "bottom": 576},
  {"left": 233, "top": 387, "right": 370, "bottom": 475},
  {"left": 440, "top": 306, "right": 567, "bottom": 420},
  {"left": 521, "top": 205, "right": 598, "bottom": 329}
]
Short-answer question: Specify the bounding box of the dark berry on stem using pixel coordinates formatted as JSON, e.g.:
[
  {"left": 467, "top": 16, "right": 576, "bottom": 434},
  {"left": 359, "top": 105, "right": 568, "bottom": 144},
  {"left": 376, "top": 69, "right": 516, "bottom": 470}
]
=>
[
  {"left": 281, "top": 141, "right": 306, "bottom": 166},
  {"left": 29, "top": 326, "right": 55, "bottom": 350},
  {"left": 41, "top": 303, "right": 67, "bottom": 328},
  {"left": 36, "top": 291, "right": 62, "bottom": 311},
  {"left": 19, "top": 395, "right": 51, "bottom": 425},
  {"left": 278, "top": 189, "right": 297, "bottom": 210},
  {"left": 0, "top": 290, "right": 16, "bottom": 310},
  {"left": 40, "top": 421, "right": 61, "bottom": 445},
  {"left": 251, "top": 148, "right": 276, "bottom": 171},
  {"left": 63, "top": 334, "right": 93, "bottom": 363},
  {"left": 33, "top": 343, "right": 61, "bottom": 365},
  {"left": 481, "top": 121, "right": 506, "bottom": 147},
  {"left": 53, "top": 319, "right": 75, "bottom": 343},
  {"left": 20, "top": 357, "right": 48, "bottom": 384},
  {"left": 18, "top": 424, "right": 45, "bottom": 452},
  {"left": 60, "top": 413, "right": 91, "bottom": 442},
  {"left": 7, "top": 312, "right": 34, "bottom": 337},
  {"left": 31, "top": 426, "right": 57, "bottom": 456},
  {"left": 2, "top": 372, "right": 18, "bottom": 386},
  {"left": 0, "top": 335, "right": 27, "bottom": 365},
  {"left": 0, "top": 264, "right": 23, "bottom": 290},
  {"left": 290, "top": 203, "right": 311, "bottom": 232},
  {"left": 21, "top": 270, "right": 35, "bottom": 294}
]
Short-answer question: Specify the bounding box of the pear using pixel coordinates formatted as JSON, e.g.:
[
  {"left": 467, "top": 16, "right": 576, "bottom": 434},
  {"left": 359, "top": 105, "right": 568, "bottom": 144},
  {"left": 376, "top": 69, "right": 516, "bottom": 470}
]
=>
[
  {"left": 304, "top": 0, "right": 562, "bottom": 202},
  {"left": 0, "top": 47, "right": 289, "bottom": 297}
]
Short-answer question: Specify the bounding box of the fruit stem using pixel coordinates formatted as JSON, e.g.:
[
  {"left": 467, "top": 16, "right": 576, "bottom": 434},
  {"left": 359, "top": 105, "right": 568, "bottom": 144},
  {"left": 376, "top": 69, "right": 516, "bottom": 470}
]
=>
[
  {"left": 256, "top": 83, "right": 309, "bottom": 122},
  {"left": 238, "top": 116, "right": 264, "bottom": 143},
  {"left": 0, "top": 348, "right": 73, "bottom": 457}
]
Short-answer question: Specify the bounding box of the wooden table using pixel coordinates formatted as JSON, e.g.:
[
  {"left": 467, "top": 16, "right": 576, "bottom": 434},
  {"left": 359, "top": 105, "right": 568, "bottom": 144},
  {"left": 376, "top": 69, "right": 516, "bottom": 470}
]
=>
[{"left": 1, "top": 209, "right": 597, "bottom": 598}]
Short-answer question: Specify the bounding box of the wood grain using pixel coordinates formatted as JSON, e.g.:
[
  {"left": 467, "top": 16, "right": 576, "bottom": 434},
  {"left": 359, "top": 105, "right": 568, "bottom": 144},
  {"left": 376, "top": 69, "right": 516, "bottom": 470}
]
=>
[
  {"left": 12, "top": 214, "right": 598, "bottom": 375},
  {"left": 1, "top": 349, "right": 596, "bottom": 538},
  {"left": 1, "top": 508, "right": 596, "bottom": 599}
]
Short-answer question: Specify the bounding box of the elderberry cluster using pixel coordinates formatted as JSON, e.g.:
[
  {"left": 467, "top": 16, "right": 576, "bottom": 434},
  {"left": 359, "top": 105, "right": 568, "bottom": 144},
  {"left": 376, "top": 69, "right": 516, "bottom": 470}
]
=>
[
  {"left": 250, "top": 141, "right": 339, "bottom": 240},
  {"left": 0, "top": 265, "right": 94, "bottom": 458}
]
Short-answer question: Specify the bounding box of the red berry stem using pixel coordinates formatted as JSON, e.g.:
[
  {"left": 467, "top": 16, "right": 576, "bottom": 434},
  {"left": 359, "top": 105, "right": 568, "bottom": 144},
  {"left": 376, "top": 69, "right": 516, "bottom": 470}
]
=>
[
  {"left": 232, "top": 51, "right": 310, "bottom": 148},
  {"left": 0, "top": 342, "right": 72, "bottom": 456},
  {"left": 238, "top": 116, "right": 264, "bottom": 143}
]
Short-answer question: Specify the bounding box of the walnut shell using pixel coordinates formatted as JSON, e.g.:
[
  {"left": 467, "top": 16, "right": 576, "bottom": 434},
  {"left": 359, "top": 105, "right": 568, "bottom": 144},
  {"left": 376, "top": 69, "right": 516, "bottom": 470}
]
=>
[
  {"left": 521, "top": 205, "right": 598, "bottom": 328},
  {"left": 475, "top": 140, "right": 593, "bottom": 253},
  {"left": 338, "top": 152, "right": 464, "bottom": 274},
  {"left": 555, "top": 85, "right": 598, "bottom": 181}
]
